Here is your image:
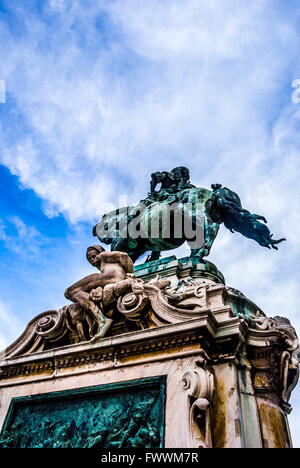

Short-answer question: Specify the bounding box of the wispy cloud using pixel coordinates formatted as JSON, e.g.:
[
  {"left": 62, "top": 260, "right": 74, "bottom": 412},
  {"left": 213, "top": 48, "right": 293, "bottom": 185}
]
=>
[
  {"left": 0, "top": 299, "right": 25, "bottom": 350},
  {"left": 0, "top": 216, "right": 48, "bottom": 256},
  {"left": 0, "top": 0, "right": 299, "bottom": 222}
]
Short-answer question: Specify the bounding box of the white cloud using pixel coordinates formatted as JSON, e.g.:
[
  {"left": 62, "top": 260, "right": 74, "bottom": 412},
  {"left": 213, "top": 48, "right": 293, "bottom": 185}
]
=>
[
  {"left": 48, "top": 0, "right": 66, "bottom": 13},
  {"left": 0, "top": 0, "right": 299, "bottom": 223},
  {"left": 0, "top": 216, "right": 48, "bottom": 256}
]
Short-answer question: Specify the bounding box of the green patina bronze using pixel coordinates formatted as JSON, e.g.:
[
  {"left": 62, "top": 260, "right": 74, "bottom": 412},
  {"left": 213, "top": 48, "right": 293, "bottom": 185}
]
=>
[
  {"left": 93, "top": 167, "right": 286, "bottom": 263},
  {"left": 0, "top": 377, "right": 166, "bottom": 449},
  {"left": 134, "top": 255, "right": 225, "bottom": 284}
]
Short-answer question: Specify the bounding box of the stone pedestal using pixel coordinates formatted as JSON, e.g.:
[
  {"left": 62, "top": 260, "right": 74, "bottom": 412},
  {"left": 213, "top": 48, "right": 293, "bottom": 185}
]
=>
[{"left": 0, "top": 257, "right": 298, "bottom": 448}]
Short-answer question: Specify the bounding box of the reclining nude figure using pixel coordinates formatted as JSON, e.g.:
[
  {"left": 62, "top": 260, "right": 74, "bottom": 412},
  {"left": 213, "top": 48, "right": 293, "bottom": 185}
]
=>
[{"left": 65, "top": 245, "right": 134, "bottom": 340}]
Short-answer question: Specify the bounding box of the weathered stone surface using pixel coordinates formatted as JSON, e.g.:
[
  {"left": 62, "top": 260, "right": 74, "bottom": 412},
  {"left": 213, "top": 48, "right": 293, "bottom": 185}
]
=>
[{"left": 0, "top": 255, "right": 298, "bottom": 448}]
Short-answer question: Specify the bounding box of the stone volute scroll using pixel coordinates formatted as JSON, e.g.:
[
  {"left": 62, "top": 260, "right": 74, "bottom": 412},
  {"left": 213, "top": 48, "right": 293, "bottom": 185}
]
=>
[{"left": 180, "top": 355, "right": 214, "bottom": 449}]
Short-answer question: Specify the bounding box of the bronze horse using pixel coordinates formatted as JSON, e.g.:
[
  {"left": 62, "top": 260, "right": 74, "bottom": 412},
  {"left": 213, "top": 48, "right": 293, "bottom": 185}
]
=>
[{"left": 93, "top": 168, "right": 285, "bottom": 263}]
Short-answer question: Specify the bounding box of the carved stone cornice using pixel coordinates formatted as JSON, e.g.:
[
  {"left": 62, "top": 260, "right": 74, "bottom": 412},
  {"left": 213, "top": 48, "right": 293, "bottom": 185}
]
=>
[
  {"left": 0, "top": 313, "right": 246, "bottom": 384},
  {"left": 0, "top": 274, "right": 251, "bottom": 360},
  {"left": 246, "top": 315, "right": 299, "bottom": 413}
]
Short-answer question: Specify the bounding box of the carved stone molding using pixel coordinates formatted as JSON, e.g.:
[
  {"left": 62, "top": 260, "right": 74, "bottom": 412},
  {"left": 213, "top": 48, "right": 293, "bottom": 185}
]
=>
[
  {"left": 247, "top": 314, "right": 300, "bottom": 413},
  {"left": 0, "top": 314, "right": 244, "bottom": 383}
]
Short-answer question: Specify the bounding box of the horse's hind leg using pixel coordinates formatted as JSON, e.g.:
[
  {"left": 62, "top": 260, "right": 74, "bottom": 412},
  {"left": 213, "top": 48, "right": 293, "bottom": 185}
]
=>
[
  {"left": 145, "top": 251, "right": 161, "bottom": 263},
  {"left": 127, "top": 245, "right": 148, "bottom": 263},
  {"left": 189, "top": 245, "right": 209, "bottom": 259},
  {"left": 190, "top": 248, "right": 200, "bottom": 256}
]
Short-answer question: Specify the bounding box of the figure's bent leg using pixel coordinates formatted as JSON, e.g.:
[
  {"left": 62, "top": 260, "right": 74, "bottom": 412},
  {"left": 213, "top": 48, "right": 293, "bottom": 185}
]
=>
[
  {"left": 65, "top": 287, "right": 93, "bottom": 312},
  {"left": 85, "top": 314, "right": 95, "bottom": 338},
  {"left": 75, "top": 321, "right": 86, "bottom": 341},
  {"left": 65, "top": 273, "right": 103, "bottom": 302},
  {"left": 90, "top": 304, "right": 113, "bottom": 341}
]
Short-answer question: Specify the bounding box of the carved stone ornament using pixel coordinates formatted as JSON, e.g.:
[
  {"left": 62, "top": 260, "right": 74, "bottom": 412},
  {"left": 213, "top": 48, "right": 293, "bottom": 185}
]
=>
[
  {"left": 2, "top": 257, "right": 299, "bottom": 383},
  {"left": 248, "top": 312, "right": 300, "bottom": 411},
  {"left": 180, "top": 356, "right": 214, "bottom": 448},
  {"left": 0, "top": 267, "right": 225, "bottom": 359}
]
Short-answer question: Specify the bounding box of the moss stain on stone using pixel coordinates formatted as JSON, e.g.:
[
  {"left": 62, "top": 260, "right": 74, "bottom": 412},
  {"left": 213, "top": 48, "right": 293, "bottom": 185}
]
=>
[
  {"left": 210, "top": 374, "right": 227, "bottom": 448},
  {"left": 258, "top": 402, "right": 288, "bottom": 448}
]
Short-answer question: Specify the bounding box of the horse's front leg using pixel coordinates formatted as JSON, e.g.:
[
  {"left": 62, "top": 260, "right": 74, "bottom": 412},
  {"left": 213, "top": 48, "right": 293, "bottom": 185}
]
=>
[{"left": 188, "top": 220, "right": 219, "bottom": 260}]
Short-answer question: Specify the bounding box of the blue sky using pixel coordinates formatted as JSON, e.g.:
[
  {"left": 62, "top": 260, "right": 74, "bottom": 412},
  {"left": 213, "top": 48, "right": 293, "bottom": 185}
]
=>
[{"left": 0, "top": 0, "right": 300, "bottom": 445}]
